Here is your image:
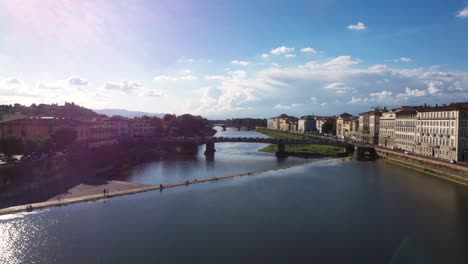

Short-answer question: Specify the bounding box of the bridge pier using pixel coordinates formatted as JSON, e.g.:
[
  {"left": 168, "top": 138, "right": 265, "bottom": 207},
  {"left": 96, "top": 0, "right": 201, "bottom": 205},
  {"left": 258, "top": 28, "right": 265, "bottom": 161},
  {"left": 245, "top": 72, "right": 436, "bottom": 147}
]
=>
[
  {"left": 354, "top": 145, "right": 377, "bottom": 161},
  {"left": 275, "top": 143, "right": 287, "bottom": 158},
  {"left": 204, "top": 142, "right": 216, "bottom": 157}
]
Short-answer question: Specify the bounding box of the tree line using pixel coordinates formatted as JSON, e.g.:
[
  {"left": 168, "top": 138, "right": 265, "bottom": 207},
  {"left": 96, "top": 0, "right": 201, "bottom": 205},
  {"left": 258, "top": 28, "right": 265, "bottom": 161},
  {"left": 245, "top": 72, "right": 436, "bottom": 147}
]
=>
[
  {"left": 0, "top": 102, "right": 100, "bottom": 120},
  {"left": 224, "top": 118, "right": 267, "bottom": 129}
]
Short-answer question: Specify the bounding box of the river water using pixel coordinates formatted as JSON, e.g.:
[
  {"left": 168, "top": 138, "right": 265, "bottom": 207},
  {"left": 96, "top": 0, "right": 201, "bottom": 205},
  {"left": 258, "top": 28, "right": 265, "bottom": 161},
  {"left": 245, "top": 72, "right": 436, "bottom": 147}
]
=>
[{"left": 1, "top": 128, "right": 468, "bottom": 263}]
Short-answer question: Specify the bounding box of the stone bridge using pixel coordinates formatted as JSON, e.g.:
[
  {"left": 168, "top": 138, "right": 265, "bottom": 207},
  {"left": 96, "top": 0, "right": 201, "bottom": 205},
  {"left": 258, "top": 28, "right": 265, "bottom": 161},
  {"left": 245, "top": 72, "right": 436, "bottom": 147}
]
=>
[{"left": 154, "top": 136, "right": 351, "bottom": 158}]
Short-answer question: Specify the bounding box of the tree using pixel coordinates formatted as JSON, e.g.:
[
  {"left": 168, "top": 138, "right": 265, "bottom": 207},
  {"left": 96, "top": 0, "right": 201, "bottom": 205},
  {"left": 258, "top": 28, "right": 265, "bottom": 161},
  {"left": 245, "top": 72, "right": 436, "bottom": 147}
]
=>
[
  {"left": 0, "top": 136, "right": 25, "bottom": 158},
  {"left": 51, "top": 127, "right": 78, "bottom": 150}
]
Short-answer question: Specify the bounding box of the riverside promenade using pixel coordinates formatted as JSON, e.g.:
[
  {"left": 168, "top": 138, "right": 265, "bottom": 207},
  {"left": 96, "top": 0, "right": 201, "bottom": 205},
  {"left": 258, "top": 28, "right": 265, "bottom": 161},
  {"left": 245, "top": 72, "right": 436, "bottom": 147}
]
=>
[{"left": 0, "top": 157, "right": 351, "bottom": 216}]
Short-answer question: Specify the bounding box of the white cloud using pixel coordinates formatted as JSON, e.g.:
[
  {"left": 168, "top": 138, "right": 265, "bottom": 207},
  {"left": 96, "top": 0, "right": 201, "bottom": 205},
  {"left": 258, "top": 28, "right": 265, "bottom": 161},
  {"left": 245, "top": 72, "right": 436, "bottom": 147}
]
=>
[
  {"left": 154, "top": 75, "right": 177, "bottom": 81},
  {"left": 394, "top": 57, "right": 413, "bottom": 63},
  {"left": 273, "top": 103, "right": 302, "bottom": 109},
  {"left": 324, "top": 82, "right": 346, "bottom": 89},
  {"left": 231, "top": 60, "right": 250, "bottom": 66},
  {"left": 427, "top": 81, "right": 442, "bottom": 94},
  {"left": 349, "top": 96, "right": 369, "bottom": 104},
  {"left": 324, "top": 82, "right": 354, "bottom": 93},
  {"left": 348, "top": 22, "right": 367, "bottom": 31},
  {"left": 103, "top": 81, "right": 143, "bottom": 93},
  {"left": 370, "top": 90, "right": 393, "bottom": 101},
  {"left": 285, "top": 54, "right": 296, "bottom": 58},
  {"left": 270, "top": 46, "right": 294, "bottom": 55},
  {"left": 310, "top": 97, "right": 317, "bottom": 102},
  {"left": 140, "top": 89, "right": 167, "bottom": 97},
  {"left": 181, "top": 75, "right": 198, "bottom": 81},
  {"left": 303, "top": 55, "right": 360, "bottom": 70},
  {"left": 456, "top": 7, "right": 468, "bottom": 18},
  {"left": 301, "top": 47, "right": 317, "bottom": 53},
  {"left": 421, "top": 72, "right": 453, "bottom": 78},
  {"left": 261, "top": 53, "right": 269, "bottom": 58},
  {"left": 204, "top": 75, "right": 228, "bottom": 81},
  {"left": 369, "top": 64, "right": 390, "bottom": 72},
  {"left": 0, "top": 77, "right": 38, "bottom": 97},
  {"left": 398, "top": 87, "right": 427, "bottom": 97}
]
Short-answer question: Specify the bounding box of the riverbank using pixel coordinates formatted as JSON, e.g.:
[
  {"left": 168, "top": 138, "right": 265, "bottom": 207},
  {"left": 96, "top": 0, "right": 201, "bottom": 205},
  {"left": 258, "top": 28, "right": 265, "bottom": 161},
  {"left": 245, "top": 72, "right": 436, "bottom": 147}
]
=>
[
  {"left": 255, "top": 128, "right": 345, "bottom": 156},
  {"left": 0, "top": 157, "right": 352, "bottom": 216},
  {"left": 376, "top": 147, "right": 468, "bottom": 186}
]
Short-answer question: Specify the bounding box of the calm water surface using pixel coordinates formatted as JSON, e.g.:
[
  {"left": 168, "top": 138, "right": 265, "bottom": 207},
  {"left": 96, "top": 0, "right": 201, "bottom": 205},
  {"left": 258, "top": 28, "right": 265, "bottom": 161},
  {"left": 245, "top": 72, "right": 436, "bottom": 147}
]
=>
[
  {"left": 124, "top": 128, "right": 313, "bottom": 185},
  {"left": 1, "top": 129, "right": 468, "bottom": 263}
]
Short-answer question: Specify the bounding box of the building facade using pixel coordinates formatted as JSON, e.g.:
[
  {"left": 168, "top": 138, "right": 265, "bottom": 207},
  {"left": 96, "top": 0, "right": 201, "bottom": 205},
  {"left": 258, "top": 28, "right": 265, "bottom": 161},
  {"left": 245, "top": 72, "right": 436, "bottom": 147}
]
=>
[
  {"left": 378, "top": 111, "right": 395, "bottom": 147},
  {"left": 358, "top": 108, "right": 386, "bottom": 144},
  {"left": 394, "top": 108, "right": 417, "bottom": 152},
  {"left": 336, "top": 113, "right": 353, "bottom": 139},
  {"left": 298, "top": 116, "right": 316, "bottom": 133},
  {"left": 415, "top": 103, "right": 468, "bottom": 161},
  {"left": 315, "top": 116, "right": 336, "bottom": 134}
]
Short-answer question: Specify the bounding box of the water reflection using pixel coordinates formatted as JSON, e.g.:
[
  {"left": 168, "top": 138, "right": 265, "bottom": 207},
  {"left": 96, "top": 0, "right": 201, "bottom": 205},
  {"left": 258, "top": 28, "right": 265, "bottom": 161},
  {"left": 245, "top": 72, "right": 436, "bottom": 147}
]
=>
[
  {"left": 1, "top": 161, "right": 468, "bottom": 263},
  {"left": 124, "top": 128, "right": 312, "bottom": 185}
]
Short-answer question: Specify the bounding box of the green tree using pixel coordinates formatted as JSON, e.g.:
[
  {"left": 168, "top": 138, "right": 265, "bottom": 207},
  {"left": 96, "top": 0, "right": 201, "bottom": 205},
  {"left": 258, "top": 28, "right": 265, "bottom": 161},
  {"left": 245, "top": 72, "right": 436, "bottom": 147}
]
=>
[
  {"left": 0, "top": 136, "right": 25, "bottom": 157},
  {"left": 51, "top": 127, "right": 78, "bottom": 150}
]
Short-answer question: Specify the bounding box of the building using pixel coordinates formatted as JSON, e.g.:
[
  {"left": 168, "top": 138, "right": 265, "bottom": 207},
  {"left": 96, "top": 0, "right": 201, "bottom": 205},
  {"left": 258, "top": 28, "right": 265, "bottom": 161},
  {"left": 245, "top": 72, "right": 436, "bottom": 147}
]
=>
[
  {"left": 349, "top": 117, "right": 359, "bottom": 140},
  {"left": 394, "top": 107, "right": 417, "bottom": 152},
  {"left": 336, "top": 113, "right": 353, "bottom": 139},
  {"left": 358, "top": 108, "right": 387, "bottom": 144},
  {"left": 298, "top": 115, "right": 316, "bottom": 133},
  {"left": 378, "top": 111, "right": 395, "bottom": 148},
  {"left": 267, "top": 117, "right": 279, "bottom": 130},
  {"left": 0, "top": 116, "right": 82, "bottom": 141},
  {"left": 415, "top": 103, "right": 468, "bottom": 162},
  {"left": 315, "top": 116, "right": 336, "bottom": 134},
  {"left": 103, "top": 117, "right": 132, "bottom": 138},
  {"left": 131, "top": 119, "right": 157, "bottom": 138}
]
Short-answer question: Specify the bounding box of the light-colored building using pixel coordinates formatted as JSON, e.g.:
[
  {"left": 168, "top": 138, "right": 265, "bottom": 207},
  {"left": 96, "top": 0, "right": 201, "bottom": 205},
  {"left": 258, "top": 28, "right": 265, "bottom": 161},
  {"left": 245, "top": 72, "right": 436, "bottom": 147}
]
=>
[
  {"left": 378, "top": 111, "right": 395, "bottom": 148},
  {"left": 298, "top": 115, "right": 316, "bottom": 133},
  {"left": 103, "top": 117, "right": 132, "bottom": 138},
  {"left": 350, "top": 117, "right": 359, "bottom": 140},
  {"left": 267, "top": 117, "right": 279, "bottom": 130},
  {"left": 415, "top": 103, "right": 468, "bottom": 162},
  {"left": 358, "top": 108, "right": 386, "bottom": 144},
  {"left": 268, "top": 114, "right": 298, "bottom": 132},
  {"left": 394, "top": 108, "right": 417, "bottom": 152},
  {"left": 336, "top": 112, "right": 353, "bottom": 139},
  {"left": 131, "top": 119, "right": 157, "bottom": 137}
]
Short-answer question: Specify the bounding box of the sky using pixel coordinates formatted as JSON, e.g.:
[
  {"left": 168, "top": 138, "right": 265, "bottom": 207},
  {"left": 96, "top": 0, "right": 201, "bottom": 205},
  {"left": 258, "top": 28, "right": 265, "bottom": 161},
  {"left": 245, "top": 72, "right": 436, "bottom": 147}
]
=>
[{"left": 1, "top": 0, "right": 468, "bottom": 118}]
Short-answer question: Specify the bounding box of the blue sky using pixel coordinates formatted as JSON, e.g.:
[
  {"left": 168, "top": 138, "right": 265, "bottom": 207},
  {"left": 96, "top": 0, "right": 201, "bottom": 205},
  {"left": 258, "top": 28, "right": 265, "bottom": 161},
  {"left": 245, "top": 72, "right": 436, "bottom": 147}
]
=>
[{"left": 1, "top": 0, "right": 468, "bottom": 118}]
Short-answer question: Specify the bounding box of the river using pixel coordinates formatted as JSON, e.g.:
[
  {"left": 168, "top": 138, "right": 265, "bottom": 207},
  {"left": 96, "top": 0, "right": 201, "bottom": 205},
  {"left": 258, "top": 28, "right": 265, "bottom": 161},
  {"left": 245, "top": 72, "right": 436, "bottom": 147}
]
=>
[{"left": 1, "top": 128, "right": 468, "bottom": 263}]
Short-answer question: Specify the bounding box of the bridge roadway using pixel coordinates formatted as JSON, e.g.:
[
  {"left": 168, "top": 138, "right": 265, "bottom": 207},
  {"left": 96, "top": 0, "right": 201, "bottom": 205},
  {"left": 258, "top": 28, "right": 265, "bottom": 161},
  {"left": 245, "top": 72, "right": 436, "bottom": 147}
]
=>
[{"left": 154, "top": 136, "right": 352, "bottom": 158}]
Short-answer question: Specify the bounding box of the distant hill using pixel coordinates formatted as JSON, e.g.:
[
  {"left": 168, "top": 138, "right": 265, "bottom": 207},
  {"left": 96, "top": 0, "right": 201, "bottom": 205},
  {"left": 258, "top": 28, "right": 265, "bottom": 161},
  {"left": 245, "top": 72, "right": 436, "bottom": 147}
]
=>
[{"left": 94, "top": 109, "right": 165, "bottom": 118}]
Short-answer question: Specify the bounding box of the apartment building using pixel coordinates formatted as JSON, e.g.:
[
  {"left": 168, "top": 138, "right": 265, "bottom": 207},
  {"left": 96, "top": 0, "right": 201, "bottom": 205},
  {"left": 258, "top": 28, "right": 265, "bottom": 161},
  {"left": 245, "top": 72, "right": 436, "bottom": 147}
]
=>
[
  {"left": 415, "top": 103, "right": 468, "bottom": 161},
  {"left": 336, "top": 112, "right": 353, "bottom": 139},
  {"left": 350, "top": 117, "right": 359, "bottom": 140},
  {"left": 315, "top": 116, "right": 336, "bottom": 134},
  {"left": 378, "top": 111, "right": 395, "bottom": 147},
  {"left": 358, "top": 108, "right": 386, "bottom": 144},
  {"left": 298, "top": 115, "right": 316, "bottom": 133},
  {"left": 394, "top": 108, "right": 417, "bottom": 152}
]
